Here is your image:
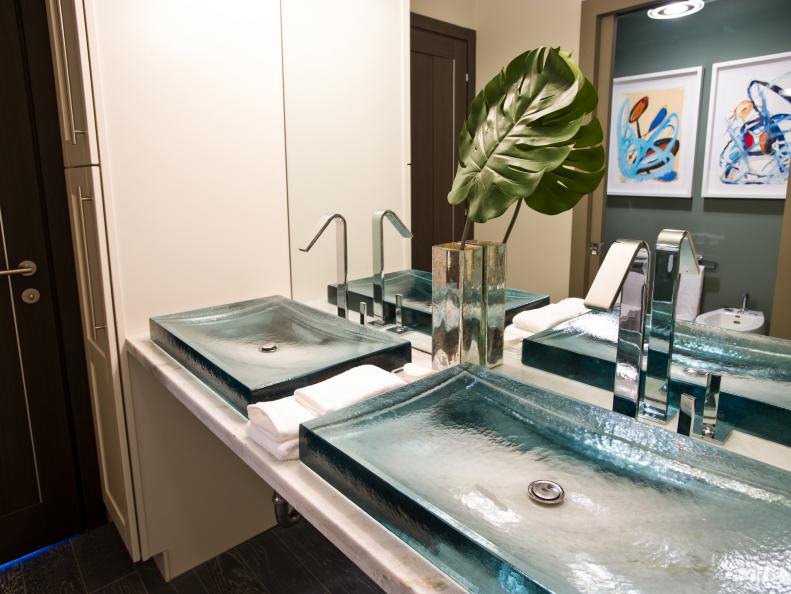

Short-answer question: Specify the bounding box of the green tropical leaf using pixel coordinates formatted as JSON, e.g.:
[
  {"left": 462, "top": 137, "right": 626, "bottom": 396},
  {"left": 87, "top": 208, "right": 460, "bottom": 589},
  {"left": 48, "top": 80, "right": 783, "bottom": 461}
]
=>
[{"left": 448, "top": 47, "right": 605, "bottom": 224}]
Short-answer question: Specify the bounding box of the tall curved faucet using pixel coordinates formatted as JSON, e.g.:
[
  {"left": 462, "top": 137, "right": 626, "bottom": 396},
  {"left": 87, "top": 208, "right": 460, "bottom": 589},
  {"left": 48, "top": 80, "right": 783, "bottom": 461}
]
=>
[
  {"left": 300, "top": 213, "right": 348, "bottom": 319},
  {"left": 585, "top": 239, "right": 651, "bottom": 418},
  {"left": 371, "top": 210, "right": 412, "bottom": 325},
  {"left": 644, "top": 229, "right": 700, "bottom": 421}
]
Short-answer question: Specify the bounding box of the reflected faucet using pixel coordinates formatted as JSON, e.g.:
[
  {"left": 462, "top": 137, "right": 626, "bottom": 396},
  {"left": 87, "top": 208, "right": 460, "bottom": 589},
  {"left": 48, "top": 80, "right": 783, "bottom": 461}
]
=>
[
  {"left": 584, "top": 240, "right": 651, "bottom": 418},
  {"left": 300, "top": 213, "right": 348, "bottom": 319},
  {"left": 644, "top": 229, "right": 700, "bottom": 422},
  {"left": 678, "top": 373, "right": 730, "bottom": 443},
  {"left": 371, "top": 210, "right": 412, "bottom": 325}
]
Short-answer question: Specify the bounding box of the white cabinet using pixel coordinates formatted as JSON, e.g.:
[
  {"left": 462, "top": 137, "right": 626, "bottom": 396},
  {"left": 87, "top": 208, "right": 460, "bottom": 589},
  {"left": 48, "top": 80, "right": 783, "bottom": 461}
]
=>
[
  {"left": 45, "top": 0, "right": 99, "bottom": 167},
  {"left": 65, "top": 167, "right": 139, "bottom": 559}
]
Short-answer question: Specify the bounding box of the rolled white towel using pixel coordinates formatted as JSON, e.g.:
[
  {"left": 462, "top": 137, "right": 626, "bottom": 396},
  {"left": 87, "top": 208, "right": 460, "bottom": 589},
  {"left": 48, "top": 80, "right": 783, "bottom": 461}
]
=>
[
  {"left": 401, "top": 363, "right": 434, "bottom": 383},
  {"left": 295, "top": 365, "right": 406, "bottom": 415},
  {"left": 504, "top": 324, "right": 533, "bottom": 348},
  {"left": 513, "top": 299, "right": 588, "bottom": 334},
  {"left": 246, "top": 423, "right": 299, "bottom": 461},
  {"left": 246, "top": 397, "right": 316, "bottom": 442}
]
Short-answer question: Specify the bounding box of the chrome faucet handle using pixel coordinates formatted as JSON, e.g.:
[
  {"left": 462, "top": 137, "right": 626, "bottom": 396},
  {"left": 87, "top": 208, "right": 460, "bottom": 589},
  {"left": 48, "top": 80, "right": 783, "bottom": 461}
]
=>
[
  {"left": 677, "top": 374, "right": 728, "bottom": 442},
  {"left": 388, "top": 293, "right": 409, "bottom": 334},
  {"left": 359, "top": 301, "right": 367, "bottom": 325},
  {"left": 585, "top": 239, "right": 651, "bottom": 419},
  {"left": 300, "top": 213, "right": 348, "bottom": 319},
  {"left": 371, "top": 210, "right": 412, "bottom": 325},
  {"left": 644, "top": 229, "right": 700, "bottom": 422}
]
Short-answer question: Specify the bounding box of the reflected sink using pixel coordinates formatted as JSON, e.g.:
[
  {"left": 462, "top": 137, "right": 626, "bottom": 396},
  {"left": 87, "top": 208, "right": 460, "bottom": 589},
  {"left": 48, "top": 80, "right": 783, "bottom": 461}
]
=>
[
  {"left": 150, "top": 295, "right": 410, "bottom": 414},
  {"left": 696, "top": 308, "right": 766, "bottom": 334},
  {"left": 301, "top": 365, "right": 791, "bottom": 593},
  {"left": 328, "top": 269, "right": 549, "bottom": 334}
]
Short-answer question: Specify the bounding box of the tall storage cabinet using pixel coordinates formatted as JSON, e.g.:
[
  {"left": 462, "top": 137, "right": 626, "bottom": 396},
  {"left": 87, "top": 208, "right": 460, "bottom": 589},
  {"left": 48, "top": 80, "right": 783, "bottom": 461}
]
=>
[{"left": 45, "top": 0, "right": 139, "bottom": 559}]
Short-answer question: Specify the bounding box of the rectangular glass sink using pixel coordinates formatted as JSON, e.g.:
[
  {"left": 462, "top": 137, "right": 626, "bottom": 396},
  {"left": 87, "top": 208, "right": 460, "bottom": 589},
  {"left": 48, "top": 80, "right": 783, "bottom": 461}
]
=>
[
  {"left": 150, "top": 295, "right": 411, "bottom": 414},
  {"left": 301, "top": 365, "right": 791, "bottom": 594},
  {"left": 521, "top": 309, "right": 791, "bottom": 446},
  {"left": 327, "top": 269, "right": 549, "bottom": 334}
]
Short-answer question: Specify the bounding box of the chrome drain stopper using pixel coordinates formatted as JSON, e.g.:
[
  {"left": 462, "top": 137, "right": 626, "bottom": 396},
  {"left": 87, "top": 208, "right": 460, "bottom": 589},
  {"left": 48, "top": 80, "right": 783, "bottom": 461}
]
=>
[
  {"left": 527, "top": 480, "right": 564, "bottom": 505},
  {"left": 259, "top": 342, "right": 278, "bottom": 353}
]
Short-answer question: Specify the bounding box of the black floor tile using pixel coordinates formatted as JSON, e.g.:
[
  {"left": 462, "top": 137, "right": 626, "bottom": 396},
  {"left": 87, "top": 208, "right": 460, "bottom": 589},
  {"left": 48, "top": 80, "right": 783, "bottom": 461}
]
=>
[
  {"left": 236, "top": 529, "right": 327, "bottom": 594},
  {"left": 137, "top": 560, "right": 176, "bottom": 594},
  {"left": 169, "top": 570, "right": 208, "bottom": 594},
  {"left": 21, "top": 540, "right": 84, "bottom": 594},
  {"left": 0, "top": 563, "right": 25, "bottom": 594},
  {"left": 72, "top": 524, "right": 136, "bottom": 592},
  {"left": 92, "top": 572, "right": 146, "bottom": 594},
  {"left": 193, "top": 549, "right": 268, "bottom": 594},
  {"left": 276, "top": 523, "right": 382, "bottom": 594}
]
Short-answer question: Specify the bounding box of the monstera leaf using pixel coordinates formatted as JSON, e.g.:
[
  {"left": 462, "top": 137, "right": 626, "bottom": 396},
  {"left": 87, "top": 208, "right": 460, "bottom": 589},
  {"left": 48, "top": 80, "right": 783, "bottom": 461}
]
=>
[{"left": 448, "top": 47, "right": 605, "bottom": 226}]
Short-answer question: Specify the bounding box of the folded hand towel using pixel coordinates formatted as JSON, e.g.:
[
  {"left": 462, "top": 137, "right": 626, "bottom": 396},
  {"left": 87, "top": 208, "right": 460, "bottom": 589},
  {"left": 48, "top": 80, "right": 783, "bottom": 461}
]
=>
[
  {"left": 504, "top": 324, "right": 533, "bottom": 349},
  {"left": 247, "top": 397, "right": 316, "bottom": 442},
  {"left": 676, "top": 269, "right": 704, "bottom": 322},
  {"left": 295, "top": 365, "right": 406, "bottom": 415},
  {"left": 402, "top": 363, "right": 434, "bottom": 382},
  {"left": 246, "top": 422, "right": 299, "bottom": 461},
  {"left": 513, "top": 299, "right": 589, "bottom": 334}
]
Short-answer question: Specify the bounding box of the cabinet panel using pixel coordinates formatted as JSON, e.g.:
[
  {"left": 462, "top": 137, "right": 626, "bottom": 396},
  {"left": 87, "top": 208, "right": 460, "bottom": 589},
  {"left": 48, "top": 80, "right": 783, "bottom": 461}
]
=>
[
  {"left": 45, "top": 0, "right": 99, "bottom": 167},
  {"left": 65, "top": 166, "right": 139, "bottom": 559}
]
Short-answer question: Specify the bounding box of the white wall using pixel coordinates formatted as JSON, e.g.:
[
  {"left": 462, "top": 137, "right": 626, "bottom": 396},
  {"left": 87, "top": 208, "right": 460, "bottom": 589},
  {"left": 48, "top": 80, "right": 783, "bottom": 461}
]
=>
[
  {"left": 410, "top": 0, "right": 583, "bottom": 302},
  {"left": 282, "top": 0, "right": 410, "bottom": 305},
  {"left": 85, "top": 0, "right": 292, "bottom": 337}
]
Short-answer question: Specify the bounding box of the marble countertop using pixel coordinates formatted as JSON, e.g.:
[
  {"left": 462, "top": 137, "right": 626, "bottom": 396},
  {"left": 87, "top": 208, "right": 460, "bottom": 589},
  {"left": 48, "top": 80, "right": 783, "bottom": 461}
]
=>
[{"left": 128, "top": 333, "right": 791, "bottom": 594}]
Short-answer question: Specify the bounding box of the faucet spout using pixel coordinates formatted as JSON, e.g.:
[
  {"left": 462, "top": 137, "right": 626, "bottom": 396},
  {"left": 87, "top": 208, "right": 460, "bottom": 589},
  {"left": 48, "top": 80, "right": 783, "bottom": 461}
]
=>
[
  {"left": 585, "top": 239, "right": 651, "bottom": 418},
  {"left": 300, "top": 213, "right": 348, "bottom": 319},
  {"left": 644, "top": 229, "right": 700, "bottom": 422},
  {"left": 371, "top": 210, "right": 412, "bottom": 324}
]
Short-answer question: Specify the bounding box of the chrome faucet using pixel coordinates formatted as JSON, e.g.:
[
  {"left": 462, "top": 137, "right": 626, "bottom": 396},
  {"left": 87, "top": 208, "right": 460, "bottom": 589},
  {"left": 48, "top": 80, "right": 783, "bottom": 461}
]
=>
[
  {"left": 584, "top": 240, "right": 651, "bottom": 418},
  {"left": 739, "top": 292, "right": 750, "bottom": 313},
  {"left": 370, "top": 210, "right": 412, "bottom": 325},
  {"left": 300, "top": 213, "right": 348, "bottom": 319},
  {"left": 644, "top": 229, "right": 700, "bottom": 422}
]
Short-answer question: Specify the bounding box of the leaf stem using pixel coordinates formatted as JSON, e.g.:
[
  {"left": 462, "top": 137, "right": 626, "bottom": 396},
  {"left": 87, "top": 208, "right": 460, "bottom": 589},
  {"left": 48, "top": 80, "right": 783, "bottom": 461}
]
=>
[
  {"left": 459, "top": 215, "right": 473, "bottom": 250},
  {"left": 502, "top": 200, "right": 522, "bottom": 244}
]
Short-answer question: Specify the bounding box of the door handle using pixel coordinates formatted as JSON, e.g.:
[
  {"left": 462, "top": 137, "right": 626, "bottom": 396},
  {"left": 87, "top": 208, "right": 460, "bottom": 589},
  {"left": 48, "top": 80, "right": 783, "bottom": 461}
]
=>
[{"left": 0, "top": 260, "right": 36, "bottom": 277}]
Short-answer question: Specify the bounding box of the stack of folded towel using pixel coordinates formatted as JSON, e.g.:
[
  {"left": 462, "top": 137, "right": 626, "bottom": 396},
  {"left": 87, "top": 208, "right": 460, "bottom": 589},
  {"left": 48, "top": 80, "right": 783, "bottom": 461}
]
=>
[
  {"left": 504, "top": 298, "right": 589, "bottom": 348},
  {"left": 245, "top": 365, "right": 406, "bottom": 461}
]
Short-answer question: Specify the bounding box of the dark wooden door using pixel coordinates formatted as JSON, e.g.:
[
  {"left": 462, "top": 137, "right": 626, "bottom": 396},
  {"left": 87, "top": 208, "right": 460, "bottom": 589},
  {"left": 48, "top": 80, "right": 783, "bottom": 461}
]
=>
[
  {"left": 0, "top": 0, "right": 97, "bottom": 564},
  {"left": 410, "top": 14, "right": 475, "bottom": 271}
]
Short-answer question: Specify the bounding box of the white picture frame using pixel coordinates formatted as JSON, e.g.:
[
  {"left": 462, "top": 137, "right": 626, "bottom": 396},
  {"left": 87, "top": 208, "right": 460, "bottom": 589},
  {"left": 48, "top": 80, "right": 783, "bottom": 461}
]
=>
[
  {"left": 607, "top": 66, "right": 703, "bottom": 197},
  {"left": 702, "top": 51, "right": 791, "bottom": 199}
]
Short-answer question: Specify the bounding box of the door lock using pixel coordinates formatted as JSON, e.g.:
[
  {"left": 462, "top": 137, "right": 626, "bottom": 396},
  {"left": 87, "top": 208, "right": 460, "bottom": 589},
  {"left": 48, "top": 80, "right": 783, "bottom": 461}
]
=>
[
  {"left": 21, "top": 288, "right": 40, "bottom": 304},
  {"left": 0, "top": 260, "right": 36, "bottom": 277}
]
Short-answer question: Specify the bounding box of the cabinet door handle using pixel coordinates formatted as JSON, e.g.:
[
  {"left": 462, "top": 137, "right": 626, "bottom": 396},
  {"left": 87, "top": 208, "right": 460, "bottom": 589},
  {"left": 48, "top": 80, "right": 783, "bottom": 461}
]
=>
[
  {"left": 55, "top": 0, "right": 85, "bottom": 145},
  {"left": 77, "top": 185, "right": 104, "bottom": 337}
]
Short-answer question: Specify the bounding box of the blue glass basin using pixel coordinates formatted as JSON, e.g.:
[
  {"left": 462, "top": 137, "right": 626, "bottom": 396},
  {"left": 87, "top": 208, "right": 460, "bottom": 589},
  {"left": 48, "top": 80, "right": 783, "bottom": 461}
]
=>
[
  {"left": 327, "top": 269, "right": 549, "bottom": 334},
  {"left": 301, "top": 365, "right": 791, "bottom": 593},
  {"left": 150, "top": 296, "right": 411, "bottom": 414},
  {"left": 521, "top": 310, "right": 791, "bottom": 446}
]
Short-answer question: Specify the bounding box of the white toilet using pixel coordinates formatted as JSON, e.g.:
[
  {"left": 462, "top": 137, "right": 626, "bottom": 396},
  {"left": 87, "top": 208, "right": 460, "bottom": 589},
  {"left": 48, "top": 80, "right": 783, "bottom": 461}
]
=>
[{"left": 695, "top": 307, "right": 766, "bottom": 334}]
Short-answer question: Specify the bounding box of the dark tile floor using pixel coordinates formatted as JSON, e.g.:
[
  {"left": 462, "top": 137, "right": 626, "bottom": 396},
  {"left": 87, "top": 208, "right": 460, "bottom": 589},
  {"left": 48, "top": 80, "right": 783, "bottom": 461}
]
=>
[{"left": 0, "top": 520, "right": 383, "bottom": 594}]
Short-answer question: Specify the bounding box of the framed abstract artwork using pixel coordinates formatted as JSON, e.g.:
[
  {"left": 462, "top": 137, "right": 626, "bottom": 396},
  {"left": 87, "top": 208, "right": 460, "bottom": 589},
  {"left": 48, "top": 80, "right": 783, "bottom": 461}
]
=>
[
  {"left": 607, "top": 67, "right": 703, "bottom": 197},
  {"left": 702, "top": 51, "right": 791, "bottom": 199}
]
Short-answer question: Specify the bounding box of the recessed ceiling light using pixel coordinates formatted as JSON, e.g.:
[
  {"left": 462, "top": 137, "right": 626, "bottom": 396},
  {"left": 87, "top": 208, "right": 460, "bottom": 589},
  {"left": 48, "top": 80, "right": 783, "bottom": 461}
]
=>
[{"left": 647, "top": 0, "right": 705, "bottom": 20}]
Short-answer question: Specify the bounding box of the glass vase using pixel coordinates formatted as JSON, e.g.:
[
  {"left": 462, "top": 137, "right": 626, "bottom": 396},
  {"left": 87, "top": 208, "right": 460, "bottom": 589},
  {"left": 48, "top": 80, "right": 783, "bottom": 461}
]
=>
[
  {"left": 469, "top": 240, "right": 506, "bottom": 368},
  {"left": 431, "top": 242, "right": 483, "bottom": 370}
]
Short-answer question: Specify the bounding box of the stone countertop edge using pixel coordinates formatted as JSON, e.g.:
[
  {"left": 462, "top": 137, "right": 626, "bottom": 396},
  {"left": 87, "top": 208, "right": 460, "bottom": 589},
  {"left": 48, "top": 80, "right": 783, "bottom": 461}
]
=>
[{"left": 126, "top": 336, "right": 467, "bottom": 594}]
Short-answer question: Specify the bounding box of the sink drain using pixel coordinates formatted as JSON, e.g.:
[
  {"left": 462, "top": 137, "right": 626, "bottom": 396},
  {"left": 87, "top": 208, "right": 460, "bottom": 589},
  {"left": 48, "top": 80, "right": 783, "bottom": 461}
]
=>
[
  {"left": 527, "top": 480, "right": 564, "bottom": 505},
  {"left": 259, "top": 342, "right": 278, "bottom": 353}
]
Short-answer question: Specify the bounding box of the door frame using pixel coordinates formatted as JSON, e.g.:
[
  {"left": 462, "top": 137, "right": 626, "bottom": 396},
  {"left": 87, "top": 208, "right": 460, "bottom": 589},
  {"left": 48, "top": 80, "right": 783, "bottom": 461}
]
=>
[
  {"left": 14, "top": 0, "right": 105, "bottom": 529},
  {"left": 570, "top": 0, "right": 791, "bottom": 338}
]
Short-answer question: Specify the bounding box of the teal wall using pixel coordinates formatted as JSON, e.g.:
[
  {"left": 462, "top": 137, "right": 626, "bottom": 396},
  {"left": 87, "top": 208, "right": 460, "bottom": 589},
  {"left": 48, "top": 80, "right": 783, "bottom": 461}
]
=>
[{"left": 605, "top": 0, "right": 791, "bottom": 323}]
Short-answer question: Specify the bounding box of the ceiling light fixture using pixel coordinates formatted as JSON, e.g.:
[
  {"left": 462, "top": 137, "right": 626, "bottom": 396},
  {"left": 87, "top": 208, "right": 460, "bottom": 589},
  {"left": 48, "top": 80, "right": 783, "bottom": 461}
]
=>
[{"left": 647, "top": 0, "right": 705, "bottom": 20}]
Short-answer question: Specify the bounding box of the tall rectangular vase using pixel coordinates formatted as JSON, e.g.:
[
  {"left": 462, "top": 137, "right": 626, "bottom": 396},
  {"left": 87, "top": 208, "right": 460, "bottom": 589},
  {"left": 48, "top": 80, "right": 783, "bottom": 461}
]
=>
[
  {"left": 431, "top": 243, "right": 483, "bottom": 370},
  {"left": 469, "top": 240, "right": 506, "bottom": 368}
]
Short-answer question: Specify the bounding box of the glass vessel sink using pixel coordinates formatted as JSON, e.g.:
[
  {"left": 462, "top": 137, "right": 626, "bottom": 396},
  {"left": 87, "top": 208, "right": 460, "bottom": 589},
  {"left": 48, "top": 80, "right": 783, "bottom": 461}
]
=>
[
  {"left": 301, "top": 365, "right": 791, "bottom": 594},
  {"left": 150, "top": 295, "right": 411, "bottom": 414},
  {"left": 521, "top": 309, "right": 791, "bottom": 446},
  {"left": 327, "top": 269, "right": 549, "bottom": 334}
]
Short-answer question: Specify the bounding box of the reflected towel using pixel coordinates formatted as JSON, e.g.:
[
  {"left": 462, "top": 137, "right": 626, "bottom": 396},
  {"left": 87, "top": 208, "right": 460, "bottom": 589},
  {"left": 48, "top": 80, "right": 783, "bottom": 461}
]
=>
[
  {"left": 676, "top": 269, "right": 705, "bottom": 322},
  {"left": 295, "top": 365, "right": 406, "bottom": 415},
  {"left": 246, "top": 423, "right": 299, "bottom": 461},
  {"left": 246, "top": 397, "right": 316, "bottom": 441},
  {"left": 512, "top": 299, "right": 588, "bottom": 334},
  {"left": 504, "top": 324, "right": 533, "bottom": 349}
]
